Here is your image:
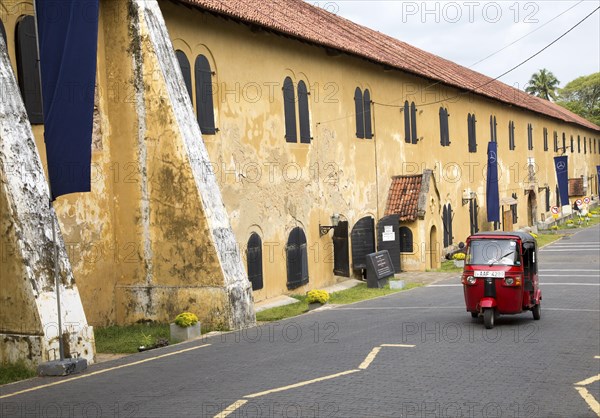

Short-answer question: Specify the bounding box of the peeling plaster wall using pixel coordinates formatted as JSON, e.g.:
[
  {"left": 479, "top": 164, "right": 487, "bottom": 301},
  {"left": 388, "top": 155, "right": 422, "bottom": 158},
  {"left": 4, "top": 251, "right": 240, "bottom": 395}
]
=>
[
  {"left": 115, "top": 0, "right": 255, "bottom": 329},
  {"left": 159, "top": 1, "right": 599, "bottom": 302},
  {"left": 0, "top": 33, "right": 94, "bottom": 366}
]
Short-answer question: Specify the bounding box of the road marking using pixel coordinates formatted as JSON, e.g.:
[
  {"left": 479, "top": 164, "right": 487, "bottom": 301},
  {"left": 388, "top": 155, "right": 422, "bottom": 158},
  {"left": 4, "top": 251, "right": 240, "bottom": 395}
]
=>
[
  {"left": 381, "top": 344, "right": 416, "bottom": 348},
  {"left": 214, "top": 343, "right": 415, "bottom": 417},
  {"left": 539, "top": 269, "right": 600, "bottom": 272},
  {"left": 545, "top": 308, "right": 600, "bottom": 312},
  {"left": 575, "top": 374, "right": 600, "bottom": 386},
  {"left": 541, "top": 249, "right": 600, "bottom": 252},
  {"left": 244, "top": 369, "right": 361, "bottom": 398},
  {"left": 336, "top": 306, "right": 463, "bottom": 310},
  {"left": 429, "top": 284, "right": 462, "bottom": 287},
  {"left": 574, "top": 387, "right": 600, "bottom": 417},
  {"left": 359, "top": 347, "right": 381, "bottom": 369},
  {"left": 538, "top": 282, "right": 600, "bottom": 284},
  {"left": 215, "top": 400, "right": 248, "bottom": 418},
  {"left": 0, "top": 344, "right": 212, "bottom": 400},
  {"left": 595, "top": 356, "right": 600, "bottom": 359}
]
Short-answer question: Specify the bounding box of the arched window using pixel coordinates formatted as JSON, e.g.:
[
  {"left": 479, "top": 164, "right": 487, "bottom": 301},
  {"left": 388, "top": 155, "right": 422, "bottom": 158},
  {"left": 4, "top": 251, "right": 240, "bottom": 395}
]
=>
[
  {"left": 363, "top": 89, "right": 372, "bottom": 139},
  {"left": 439, "top": 107, "right": 450, "bottom": 146},
  {"left": 283, "top": 76, "right": 297, "bottom": 143},
  {"left": 286, "top": 227, "right": 308, "bottom": 290},
  {"left": 298, "top": 80, "right": 311, "bottom": 143},
  {"left": 246, "top": 233, "right": 263, "bottom": 291},
  {"left": 15, "top": 15, "right": 43, "bottom": 124},
  {"left": 467, "top": 113, "right": 477, "bottom": 153},
  {"left": 410, "top": 102, "right": 417, "bottom": 144},
  {"left": 570, "top": 135, "right": 574, "bottom": 153},
  {"left": 0, "top": 18, "right": 6, "bottom": 46},
  {"left": 351, "top": 216, "right": 375, "bottom": 269},
  {"left": 354, "top": 87, "right": 364, "bottom": 139},
  {"left": 175, "top": 50, "right": 193, "bottom": 104},
  {"left": 354, "top": 87, "right": 372, "bottom": 139},
  {"left": 399, "top": 227, "right": 413, "bottom": 253},
  {"left": 404, "top": 101, "right": 411, "bottom": 143},
  {"left": 194, "top": 54, "right": 216, "bottom": 135},
  {"left": 489, "top": 115, "right": 497, "bottom": 143},
  {"left": 442, "top": 204, "right": 453, "bottom": 247}
]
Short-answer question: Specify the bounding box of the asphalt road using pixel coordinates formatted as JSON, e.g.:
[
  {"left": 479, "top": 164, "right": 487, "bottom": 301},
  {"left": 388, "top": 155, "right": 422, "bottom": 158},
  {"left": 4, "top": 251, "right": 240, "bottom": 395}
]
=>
[{"left": 1, "top": 226, "right": 599, "bottom": 418}]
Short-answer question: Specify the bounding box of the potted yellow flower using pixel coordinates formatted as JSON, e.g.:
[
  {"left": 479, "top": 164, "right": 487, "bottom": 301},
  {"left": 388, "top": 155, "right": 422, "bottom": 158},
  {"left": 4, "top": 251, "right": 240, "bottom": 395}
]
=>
[
  {"left": 452, "top": 252, "right": 466, "bottom": 268},
  {"left": 170, "top": 312, "right": 201, "bottom": 342},
  {"left": 306, "top": 290, "right": 330, "bottom": 311}
]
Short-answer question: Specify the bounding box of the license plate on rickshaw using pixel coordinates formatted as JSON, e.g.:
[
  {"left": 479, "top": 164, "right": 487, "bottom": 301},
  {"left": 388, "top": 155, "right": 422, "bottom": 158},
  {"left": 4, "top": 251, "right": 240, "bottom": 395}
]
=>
[{"left": 474, "top": 270, "right": 505, "bottom": 278}]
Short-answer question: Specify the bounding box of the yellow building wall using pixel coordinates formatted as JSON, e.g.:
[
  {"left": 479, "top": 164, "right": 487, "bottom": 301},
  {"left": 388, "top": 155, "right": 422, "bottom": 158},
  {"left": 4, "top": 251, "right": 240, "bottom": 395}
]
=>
[
  {"left": 160, "top": 0, "right": 600, "bottom": 301},
  {"left": 1, "top": 0, "right": 599, "bottom": 323}
]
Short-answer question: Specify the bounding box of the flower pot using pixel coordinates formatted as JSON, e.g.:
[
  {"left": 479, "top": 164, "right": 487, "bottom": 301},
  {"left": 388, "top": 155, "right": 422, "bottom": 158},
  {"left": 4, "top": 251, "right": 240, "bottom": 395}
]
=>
[
  {"left": 453, "top": 260, "right": 465, "bottom": 268},
  {"left": 170, "top": 322, "right": 201, "bottom": 342}
]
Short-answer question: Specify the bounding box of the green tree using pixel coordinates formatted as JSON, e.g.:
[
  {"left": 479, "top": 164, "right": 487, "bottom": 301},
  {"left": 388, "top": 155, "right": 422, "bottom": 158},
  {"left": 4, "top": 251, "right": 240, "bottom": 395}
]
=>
[
  {"left": 557, "top": 72, "right": 600, "bottom": 126},
  {"left": 525, "top": 69, "right": 560, "bottom": 101}
]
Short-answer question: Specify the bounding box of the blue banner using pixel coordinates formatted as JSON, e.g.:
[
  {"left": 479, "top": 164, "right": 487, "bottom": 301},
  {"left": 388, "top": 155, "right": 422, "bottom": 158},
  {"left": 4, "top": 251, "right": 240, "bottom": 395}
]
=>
[
  {"left": 554, "top": 156, "right": 569, "bottom": 207},
  {"left": 36, "top": 0, "right": 99, "bottom": 199},
  {"left": 486, "top": 141, "right": 500, "bottom": 222}
]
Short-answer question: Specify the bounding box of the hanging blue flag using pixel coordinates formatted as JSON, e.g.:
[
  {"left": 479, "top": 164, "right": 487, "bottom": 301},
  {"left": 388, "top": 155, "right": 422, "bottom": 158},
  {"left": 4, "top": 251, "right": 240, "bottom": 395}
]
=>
[
  {"left": 554, "top": 156, "right": 569, "bottom": 207},
  {"left": 486, "top": 141, "right": 500, "bottom": 223},
  {"left": 35, "top": 0, "right": 99, "bottom": 200}
]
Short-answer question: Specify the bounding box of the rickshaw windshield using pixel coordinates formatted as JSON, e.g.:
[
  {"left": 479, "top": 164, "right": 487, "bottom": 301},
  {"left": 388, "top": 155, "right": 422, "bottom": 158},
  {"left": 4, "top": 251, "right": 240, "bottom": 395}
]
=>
[{"left": 466, "top": 239, "right": 521, "bottom": 266}]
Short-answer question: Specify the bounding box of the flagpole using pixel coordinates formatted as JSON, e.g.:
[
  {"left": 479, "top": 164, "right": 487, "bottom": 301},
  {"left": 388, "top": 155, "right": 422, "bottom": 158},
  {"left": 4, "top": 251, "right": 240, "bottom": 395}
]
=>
[{"left": 33, "top": 0, "right": 66, "bottom": 366}]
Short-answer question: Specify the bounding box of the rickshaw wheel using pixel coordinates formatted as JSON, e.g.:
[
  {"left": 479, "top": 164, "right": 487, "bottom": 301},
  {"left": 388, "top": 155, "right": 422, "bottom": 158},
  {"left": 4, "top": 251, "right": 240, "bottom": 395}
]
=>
[
  {"left": 484, "top": 309, "right": 494, "bottom": 329},
  {"left": 470, "top": 312, "right": 479, "bottom": 319},
  {"left": 532, "top": 302, "right": 541, "bottom": 320}
]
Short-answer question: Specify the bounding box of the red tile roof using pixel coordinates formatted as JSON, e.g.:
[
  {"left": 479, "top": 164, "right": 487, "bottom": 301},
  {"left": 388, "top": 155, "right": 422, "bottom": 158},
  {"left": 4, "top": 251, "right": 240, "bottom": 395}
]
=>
[
  {"left": 174, "top": 0, "right": 599, "bottom": 132},
  {"left": 385, "top": 175, "right": 423, "bottom": 221}
]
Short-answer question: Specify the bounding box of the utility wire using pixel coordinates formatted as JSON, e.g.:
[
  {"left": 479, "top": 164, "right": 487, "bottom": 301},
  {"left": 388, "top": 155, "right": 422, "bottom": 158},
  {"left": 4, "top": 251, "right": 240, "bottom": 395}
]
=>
[{"left": 371, "top": 5, "right": 600, "bottom": 110}]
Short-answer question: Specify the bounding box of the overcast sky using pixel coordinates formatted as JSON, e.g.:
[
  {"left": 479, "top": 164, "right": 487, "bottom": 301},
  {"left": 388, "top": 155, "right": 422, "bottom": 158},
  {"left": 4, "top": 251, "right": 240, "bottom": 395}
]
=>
[{"left": 313, "top": 1, "right": 600, "bottom": 90}]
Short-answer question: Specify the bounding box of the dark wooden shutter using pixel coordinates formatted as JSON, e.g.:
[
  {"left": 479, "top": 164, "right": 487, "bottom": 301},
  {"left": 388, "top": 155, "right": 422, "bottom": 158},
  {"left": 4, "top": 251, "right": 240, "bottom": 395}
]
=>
[
  {"left": 470, "top": 199, "right": 479, "bottom": 235},
  {"left": 555, "top": 185, "right": 560, "bottom": 207},
  {"left": 562, "top": 133, "right": 566, "bottom": 153},
  {"left": 512, "top": 193, "right": 518, "bottom": 224},
  {"left": 490, "top": 115, "right": 497, "bottom": 143},
  {"left": 333, "top": 221, "right": 349, "bottom": 277},
  {"left": 298, "top": 80, "right": 311, "bottom": 143},
  {"left": 545, "top": 187, "right": 550, "bottom": 212},
  {"left": 175, "top": 50, "right": 193, "bottom": 104},
  {"left": 543, "top": 128, "right": 548, "bottom": 151},
  {"left": 194, "top": 55, "right": 216, "bottom": 135},
  {"left": 377, "top": 215, "right": 401, "bottom": 273},
  {"left": 283, "top": 77, "right": 297, "bottom": 143},
  {"left": 410, "top": 102, "right": 417, "bottom": 144},
  {"left": 286, "top": 227, "right": 308, "bottom": 290},
  {"left": 443, "top": 205, "right": 449, "bottom": 247},
  {"left": 404, "top": 101, "right": 411, "bottom": 143},
  {"left": 15, "top": 16, "right": 43, "bottom": 124},
  {"left": 354, "top": 87, "right": 364, "bottom": 139},
  {"left": 448, "top": 204, "right": 453, "bottom": 245},
  {"left": 584, "top": 136, "right": 587, "bottom": 154},
  {"left": 399, "top": 227, "right": 413, "bottom": 253},
  {"left": 578, "top": 136, "right": 581, "bottom": 153},
  {"left": 468, "top": 114, "right": 477, "bottom": 153},
  {"left": 363, "top": 89, "right": 372, "bottom": 139},
  {"left": 351, "top": 217, "right": 375, "bottom": 269},
  {"left": 528, "top": 124, "right": 533, "bottom": 150},
  {"left": 247, "top": 233, "right": 263, "bottom": 291},
  {"left": 554, "top": 131, "right": 558, "bottom": 152},
  {"left": 439, "top": 107, "right": 449, "bottom": 147},
  {"left": 570, "top": 135, "right": 574, "bottom": 153}
]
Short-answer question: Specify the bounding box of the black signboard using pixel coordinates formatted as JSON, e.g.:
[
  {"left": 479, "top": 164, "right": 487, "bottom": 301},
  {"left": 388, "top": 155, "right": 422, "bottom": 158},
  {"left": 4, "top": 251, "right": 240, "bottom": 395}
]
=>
[{"left": 366, "top": 250, "right": 395, "bottom": 288}]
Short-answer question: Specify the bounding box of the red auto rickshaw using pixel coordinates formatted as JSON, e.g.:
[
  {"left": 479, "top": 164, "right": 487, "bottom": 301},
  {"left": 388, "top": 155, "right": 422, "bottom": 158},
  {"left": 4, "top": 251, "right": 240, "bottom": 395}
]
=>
[{"left": 461, "top": 232, "right": 541, "bottom": 329}]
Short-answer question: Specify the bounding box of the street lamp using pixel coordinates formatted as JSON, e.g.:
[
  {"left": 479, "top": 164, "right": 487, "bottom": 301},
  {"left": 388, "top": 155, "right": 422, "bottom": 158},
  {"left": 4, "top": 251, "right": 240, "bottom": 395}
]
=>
[{"left": 319, "top": 213, "right": 341, "bottom": 237}]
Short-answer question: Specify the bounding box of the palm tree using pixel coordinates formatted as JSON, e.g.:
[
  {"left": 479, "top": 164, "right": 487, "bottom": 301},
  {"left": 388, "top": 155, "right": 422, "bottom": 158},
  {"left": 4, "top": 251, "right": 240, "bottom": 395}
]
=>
[{"left": 525, "top": 69, "right": 560, "bottom": 101}]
